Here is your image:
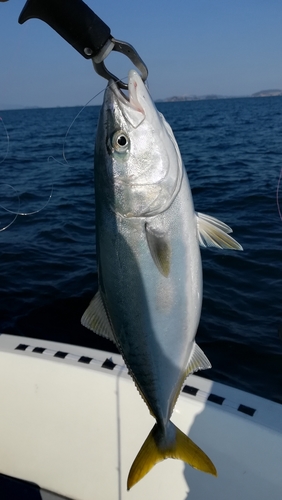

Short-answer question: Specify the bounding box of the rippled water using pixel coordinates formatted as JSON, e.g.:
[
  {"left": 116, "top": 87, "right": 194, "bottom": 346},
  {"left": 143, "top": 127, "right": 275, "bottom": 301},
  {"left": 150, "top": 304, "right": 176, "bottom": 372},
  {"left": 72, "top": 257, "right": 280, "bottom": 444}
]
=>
[{"left": 0, "top": 97, "right": 282, "bottom": 403}]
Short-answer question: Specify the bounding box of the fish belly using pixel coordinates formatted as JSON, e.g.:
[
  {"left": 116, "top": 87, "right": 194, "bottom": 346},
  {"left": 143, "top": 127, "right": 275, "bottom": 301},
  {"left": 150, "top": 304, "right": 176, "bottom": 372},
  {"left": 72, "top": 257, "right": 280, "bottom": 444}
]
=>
[{"left": 97, "top": 172, "right": 202, "bottom": 424}]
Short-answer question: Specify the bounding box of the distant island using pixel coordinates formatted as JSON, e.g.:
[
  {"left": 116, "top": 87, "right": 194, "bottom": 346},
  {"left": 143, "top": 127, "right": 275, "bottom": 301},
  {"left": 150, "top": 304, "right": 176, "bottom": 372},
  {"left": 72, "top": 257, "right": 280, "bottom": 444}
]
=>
[
  {"left": 251, "top": 89, "right": 282, "bottom": 97},
  {"left": 157, "top": 94, "right": 229, "bottom": 102},
  {"left": 158, "top": 89, "right": 282, "bottom": 102}
]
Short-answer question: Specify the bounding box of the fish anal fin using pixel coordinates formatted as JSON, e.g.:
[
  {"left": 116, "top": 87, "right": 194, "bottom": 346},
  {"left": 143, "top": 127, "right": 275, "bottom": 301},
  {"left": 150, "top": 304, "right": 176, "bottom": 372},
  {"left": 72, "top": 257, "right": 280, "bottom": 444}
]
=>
[
  {"left": 81, "top": 290, "right": 116, "bottom": 344},
  {"left": 127, "top": 421, "right": 217, "bottom": 490},
  {"left": 186, "top": 342, "right": 212, "bottom": 376},
  {"left": 196, "top": 212, "right": 243, "bottom": 250},
  {"left": 145, "top": 222, "right": 171, "bottom": 277}
]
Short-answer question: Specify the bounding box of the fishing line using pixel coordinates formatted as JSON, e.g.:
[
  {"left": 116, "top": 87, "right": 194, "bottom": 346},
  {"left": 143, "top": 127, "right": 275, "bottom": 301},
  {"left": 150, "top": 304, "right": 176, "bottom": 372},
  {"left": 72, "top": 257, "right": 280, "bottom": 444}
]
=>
[
  {"left": 0, "top": 116, "right": 54, "bottom": 224},
  {"left": 46, "top": 91, "right": 104, "bottom": 168},
  {"left": 0, "top": 186, "right": 54, "bottom": 217},
  {"left": 0, "top": 183, "right": 20, "bottom": 231},
  {"left": 48, "top": 76, "right": 127, "bottom": 168},
  {"left": 276, "top": 167, "right": 282, "bottom": 221},
  {"left": 0, "top": 117, "right": 19, "bottom": 230},
  {"left": 0, "top": 76, "right": 128, "bottom": 229},
  {"left": 0, "top": 116, "right": 9, "bottom": 165}
]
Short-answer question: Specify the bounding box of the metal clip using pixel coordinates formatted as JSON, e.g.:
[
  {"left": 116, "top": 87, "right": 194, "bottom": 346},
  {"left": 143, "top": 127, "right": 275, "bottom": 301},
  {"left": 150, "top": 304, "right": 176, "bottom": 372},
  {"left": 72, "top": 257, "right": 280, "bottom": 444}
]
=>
[{"left": 92, "top": 37, "right": 148, "bottom": 90}]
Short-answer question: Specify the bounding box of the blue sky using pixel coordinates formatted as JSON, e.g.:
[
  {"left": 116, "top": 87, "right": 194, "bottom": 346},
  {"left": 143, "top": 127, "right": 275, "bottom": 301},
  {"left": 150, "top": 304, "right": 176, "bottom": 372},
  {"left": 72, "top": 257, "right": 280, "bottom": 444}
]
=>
[{"left": 1, "top": 0, "right": 282, "bottom": 108}]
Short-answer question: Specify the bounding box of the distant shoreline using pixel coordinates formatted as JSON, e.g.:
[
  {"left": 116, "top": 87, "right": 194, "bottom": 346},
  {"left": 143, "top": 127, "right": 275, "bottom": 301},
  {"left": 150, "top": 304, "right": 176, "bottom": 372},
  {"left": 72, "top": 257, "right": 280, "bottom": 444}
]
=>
[
  {"left": 157, "top": 89, "right": 282, "bottom": 103},
  {"left": 1, "top": 89, "right": 282, "bottom": 111}
]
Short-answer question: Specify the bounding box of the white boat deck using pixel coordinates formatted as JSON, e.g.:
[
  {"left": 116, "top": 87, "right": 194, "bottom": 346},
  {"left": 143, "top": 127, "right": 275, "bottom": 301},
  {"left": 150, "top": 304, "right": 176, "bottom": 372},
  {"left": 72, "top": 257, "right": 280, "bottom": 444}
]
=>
[{"left": 0, "top": 333, "right": 281, "bottom": 500}]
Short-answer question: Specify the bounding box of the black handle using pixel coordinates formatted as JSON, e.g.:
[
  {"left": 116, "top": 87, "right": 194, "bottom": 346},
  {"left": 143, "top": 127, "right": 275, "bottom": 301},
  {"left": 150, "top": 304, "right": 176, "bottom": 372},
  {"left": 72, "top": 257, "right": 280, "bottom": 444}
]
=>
[{"left": 18, "top": 0, "right": 112, "bottom": 60}]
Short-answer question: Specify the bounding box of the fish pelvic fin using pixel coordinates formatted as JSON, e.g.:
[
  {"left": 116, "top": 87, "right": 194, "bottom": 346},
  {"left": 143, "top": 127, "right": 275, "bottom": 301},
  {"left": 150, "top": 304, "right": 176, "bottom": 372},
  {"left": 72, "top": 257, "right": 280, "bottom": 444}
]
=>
[
  {"left": 145, "top": 222, "right": 171, "bottom": 277},
  {"left": 127, "top": 421, "right": 217, "bottom": 490}
]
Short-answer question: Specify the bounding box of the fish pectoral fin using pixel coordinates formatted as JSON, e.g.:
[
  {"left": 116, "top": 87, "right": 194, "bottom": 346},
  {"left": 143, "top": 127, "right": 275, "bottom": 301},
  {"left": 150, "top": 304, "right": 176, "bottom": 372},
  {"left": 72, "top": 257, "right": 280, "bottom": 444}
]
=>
[
  {"left": 186, "top": 342, "right": 211, "bottom": 376},
  {"left": 81, "top": 290, "right": 116, "bottom": 344},
  {"left": 127, "top": 421, "right": 217, "bottom": 490},
  {"left": 196, "top": 212, "right": 243, "bottom": 250},
  {"left": 145, "top": 222, "right": 171, "bottom": 277}
]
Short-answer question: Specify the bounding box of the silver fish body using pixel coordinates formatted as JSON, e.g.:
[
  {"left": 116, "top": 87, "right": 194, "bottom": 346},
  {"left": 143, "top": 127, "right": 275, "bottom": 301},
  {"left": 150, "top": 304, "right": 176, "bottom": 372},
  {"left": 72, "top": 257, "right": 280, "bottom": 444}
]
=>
[{"left": 82, "top": 70, "right": 242, "bottom": 488}]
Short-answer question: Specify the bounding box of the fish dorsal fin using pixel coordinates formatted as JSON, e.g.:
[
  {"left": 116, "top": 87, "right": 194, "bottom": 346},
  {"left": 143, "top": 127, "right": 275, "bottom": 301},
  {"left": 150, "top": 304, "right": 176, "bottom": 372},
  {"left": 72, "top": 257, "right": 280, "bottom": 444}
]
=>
[
  {"left": 145, "top": 222, "right": 171, "bottom": 277},
  {"left": 196, "top": 212, "right": 243, "bottom": 250},
  {"left": 186, "top": 343, "right": 211, "bottom": 376},
  {"left": 81, "top": 290, "right": 116, "bottom": 344}
]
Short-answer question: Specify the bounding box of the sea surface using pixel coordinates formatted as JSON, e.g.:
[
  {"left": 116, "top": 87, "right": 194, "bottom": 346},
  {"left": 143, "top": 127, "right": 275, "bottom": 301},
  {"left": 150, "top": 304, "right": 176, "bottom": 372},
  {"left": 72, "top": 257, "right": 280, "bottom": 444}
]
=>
[{"left": 0, "top": 97, "right": 282, "bottom": 404}]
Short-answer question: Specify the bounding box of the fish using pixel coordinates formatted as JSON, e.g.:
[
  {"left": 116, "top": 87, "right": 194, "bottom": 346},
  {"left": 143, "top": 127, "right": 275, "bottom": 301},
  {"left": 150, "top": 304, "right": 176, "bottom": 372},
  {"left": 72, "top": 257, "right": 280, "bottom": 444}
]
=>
[{"left": 81, "top": 70, "right": 242, "bottom": 489}]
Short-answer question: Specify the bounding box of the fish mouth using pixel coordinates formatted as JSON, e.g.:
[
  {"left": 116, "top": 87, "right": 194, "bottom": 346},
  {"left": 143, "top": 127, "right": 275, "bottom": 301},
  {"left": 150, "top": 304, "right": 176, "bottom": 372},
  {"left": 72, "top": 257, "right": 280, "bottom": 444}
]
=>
[
  {"left": 109, "top": 70, "right": 145, "bottom": 111},
  {"left": 107, "top": 70, "right": 147, "bottom": 127}
]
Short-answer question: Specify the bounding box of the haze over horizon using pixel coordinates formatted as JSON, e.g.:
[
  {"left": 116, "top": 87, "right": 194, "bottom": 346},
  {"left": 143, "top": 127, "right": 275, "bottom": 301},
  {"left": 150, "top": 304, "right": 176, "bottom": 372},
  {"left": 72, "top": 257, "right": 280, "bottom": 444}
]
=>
[{"left": 1, "top": 1, "right": 282, "bottom": 109}]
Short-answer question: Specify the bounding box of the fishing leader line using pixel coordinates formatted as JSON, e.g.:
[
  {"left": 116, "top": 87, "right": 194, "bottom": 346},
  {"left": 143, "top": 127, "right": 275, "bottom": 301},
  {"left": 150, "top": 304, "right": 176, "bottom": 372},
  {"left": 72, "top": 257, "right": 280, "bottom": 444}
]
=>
[
  {"left": 50, "top": 73, "right": 150, "bottom": 168},
  {"left": 276, "top": 166, "right": 282, "bottom": 222},
  {"left": 0, "top": 84, "right": 110, "bottom": 230},
  {"left": 0, "top": 116, "right": 9, "bottom": 165},
  {"left": 48, "top": 76, "right": 128, "bottom": 168},
  {"left": 0, "top": 113, "right": 54, "bottom": 228},
  {"left": 0, "top": 75, "right": 139, "bottom": 231},
  {"left": 0, "top": 116, "right": 20, "bottom": 230}
]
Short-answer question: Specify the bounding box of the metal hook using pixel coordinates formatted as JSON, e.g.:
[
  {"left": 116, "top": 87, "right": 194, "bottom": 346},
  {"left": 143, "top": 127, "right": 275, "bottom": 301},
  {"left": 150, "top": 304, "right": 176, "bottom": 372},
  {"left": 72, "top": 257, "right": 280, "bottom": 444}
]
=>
[{"left": 92, "top": 38, "right": 148, "bottom": 90}]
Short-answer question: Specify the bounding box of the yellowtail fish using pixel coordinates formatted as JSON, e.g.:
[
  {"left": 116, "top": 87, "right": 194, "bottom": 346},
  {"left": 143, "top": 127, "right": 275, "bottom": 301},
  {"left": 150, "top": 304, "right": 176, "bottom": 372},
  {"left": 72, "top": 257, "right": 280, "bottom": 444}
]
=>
[{"left": 82, "top": 70, "right": 242, "bottom": 489}]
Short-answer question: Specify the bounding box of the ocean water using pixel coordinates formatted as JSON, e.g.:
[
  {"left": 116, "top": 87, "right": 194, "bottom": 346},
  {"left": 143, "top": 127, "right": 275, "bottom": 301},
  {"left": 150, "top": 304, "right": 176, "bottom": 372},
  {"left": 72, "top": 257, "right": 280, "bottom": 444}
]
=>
[{"left": 0, "top": 97, "right": 282, "bottom": 404}]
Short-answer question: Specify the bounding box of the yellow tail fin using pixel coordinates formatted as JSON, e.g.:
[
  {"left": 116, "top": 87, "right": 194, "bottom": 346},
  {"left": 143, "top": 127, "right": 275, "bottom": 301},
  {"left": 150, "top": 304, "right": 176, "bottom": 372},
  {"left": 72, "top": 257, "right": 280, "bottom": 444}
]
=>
[{"left": 127, "top": 421, "right": 217, "bottom": 490}]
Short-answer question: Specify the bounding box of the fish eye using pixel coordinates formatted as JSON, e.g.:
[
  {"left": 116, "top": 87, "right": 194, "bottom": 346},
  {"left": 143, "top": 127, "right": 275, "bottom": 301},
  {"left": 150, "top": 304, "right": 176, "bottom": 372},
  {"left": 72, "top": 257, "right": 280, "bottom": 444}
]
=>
[{"left": 112, "top": 130, "right": 130, "bottom": 153}]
